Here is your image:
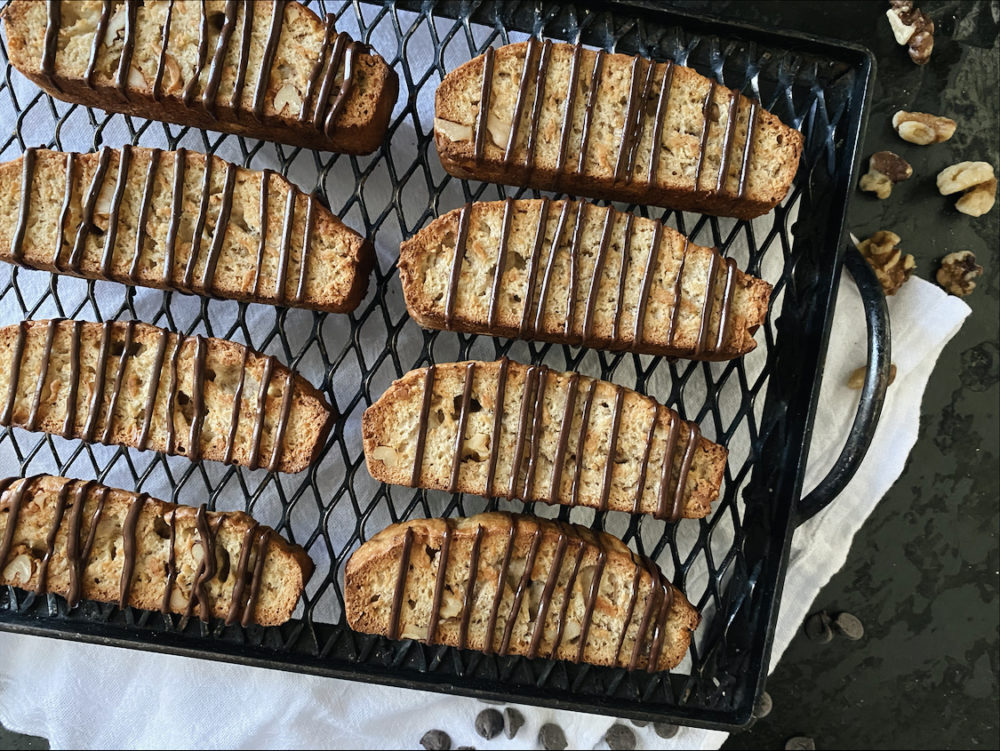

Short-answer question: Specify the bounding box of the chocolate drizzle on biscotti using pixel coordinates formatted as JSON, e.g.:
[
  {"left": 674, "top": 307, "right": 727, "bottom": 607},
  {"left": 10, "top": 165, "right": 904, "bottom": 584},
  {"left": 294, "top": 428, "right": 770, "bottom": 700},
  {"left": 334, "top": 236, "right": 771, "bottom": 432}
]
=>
[
  {"left": 38, "top": 0, "right": 366, "bottom": 135},
  {"left": 0, "top": 476, "right": 279, "bottom": 623},
  {"left": 380, "top": 515, "right": 677, "bottom": 671},
  {"left": 470, "top": 40, "right": 762, "bottom": 196},
  {"left": 0, "top": 321, "right": 296, "bottom": 472},
  {"left": 7, "top": 148, "right": 317, "bottom": 308},
  {"left": 442, "top": 200, "right": 739, "bottom": 356},
  {"left": 407, "top": 359, "right": 701, "bottom": 522}
]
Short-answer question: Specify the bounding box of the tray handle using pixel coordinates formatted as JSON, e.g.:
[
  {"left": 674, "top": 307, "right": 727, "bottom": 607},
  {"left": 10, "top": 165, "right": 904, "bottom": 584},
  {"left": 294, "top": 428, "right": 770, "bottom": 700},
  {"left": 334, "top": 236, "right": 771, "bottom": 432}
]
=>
[{"left": 796, "top": 245, "right": 892, "bottom": 525}]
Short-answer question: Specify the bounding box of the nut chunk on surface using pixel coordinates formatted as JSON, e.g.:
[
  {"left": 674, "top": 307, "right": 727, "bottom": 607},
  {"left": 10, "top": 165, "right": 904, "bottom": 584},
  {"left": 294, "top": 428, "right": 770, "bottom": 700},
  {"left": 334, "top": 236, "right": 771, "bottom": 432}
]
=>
[
  {"left": 937, "top": 162, "right": 996, "bottom": 217},
  {"left": 344, "top": 512, "right": 701, "bottom": 671},
  {"left": 936, "top": 251, "right": 983, "bottom": 297},
  {"left": 856, "top": 231, "right": 916, "bottom": 296},
  {"left": 886, "top": 1, "right": 935, "bottom": 64},
  {"left": 892, "top": 111, "right": 956, "bottom": 145},
  {"left": 858, "top": 151, "right": 912, "bottom": 199},
  {"left": 0, "top": 475, "right": 313, "bottom": 625}
]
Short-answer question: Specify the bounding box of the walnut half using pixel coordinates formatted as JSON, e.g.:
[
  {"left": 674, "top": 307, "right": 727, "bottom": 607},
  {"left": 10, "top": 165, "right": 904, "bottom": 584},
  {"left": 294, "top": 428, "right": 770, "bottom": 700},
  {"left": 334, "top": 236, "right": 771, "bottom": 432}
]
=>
[
  {"left": 937, "top": 162, "right": 996, "bottom": 217},
  {"left": 936, "top": 251, "right": 984, "bottom": 297},
  {"left": 892, "top": 110, "right": 956, "bottom": 145},
  {"left": 859, "top": 151, "right": 912, "bottom": 199},
  {"left": 857, "top": 230, "right": 916, "bottom": 296}
]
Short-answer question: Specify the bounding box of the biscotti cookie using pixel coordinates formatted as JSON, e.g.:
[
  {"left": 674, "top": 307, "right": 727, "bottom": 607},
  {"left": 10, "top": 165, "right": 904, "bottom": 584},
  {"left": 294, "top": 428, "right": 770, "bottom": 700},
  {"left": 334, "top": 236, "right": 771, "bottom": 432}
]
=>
[
  {"left": 0, "top": 320, "right": 332, "bottom": 473},
  {"left": 345, "top": 512, "right": 699, "bottom": 671},
  {"left": 434, "top": 40, "right": 803, "bottom": 219},
  {"left": 363, "top": 359, "right": 726, "bottom": 521},
  {"left": 399, "top": 199, "right": 770, "bottom": 360},
  {"left": 0, "top": 147, "right": 373, "bottom": 313},
  {"left": 0, "top": 475, "right": 313, "bottom": 625},
  {"left": 0, "top": 0, "right": 398, "bottom": 155}
]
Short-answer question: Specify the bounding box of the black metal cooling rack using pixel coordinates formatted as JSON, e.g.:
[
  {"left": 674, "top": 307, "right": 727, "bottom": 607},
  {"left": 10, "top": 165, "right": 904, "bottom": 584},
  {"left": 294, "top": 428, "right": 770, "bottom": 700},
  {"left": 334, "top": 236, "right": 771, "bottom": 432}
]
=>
[{"left": 0, "top": 0, "right": 884, "bottom": 731}]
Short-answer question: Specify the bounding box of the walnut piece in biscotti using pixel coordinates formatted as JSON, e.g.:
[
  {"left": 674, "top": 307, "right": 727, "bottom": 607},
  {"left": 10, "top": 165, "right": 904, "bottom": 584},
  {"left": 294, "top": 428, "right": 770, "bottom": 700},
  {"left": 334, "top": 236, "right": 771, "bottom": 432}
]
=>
[
  {"left": 936, "top": 251, "right": 984, "bottom": 297},
  {"left": 857, "top": 231, "right": 916, "bottom": 296}
]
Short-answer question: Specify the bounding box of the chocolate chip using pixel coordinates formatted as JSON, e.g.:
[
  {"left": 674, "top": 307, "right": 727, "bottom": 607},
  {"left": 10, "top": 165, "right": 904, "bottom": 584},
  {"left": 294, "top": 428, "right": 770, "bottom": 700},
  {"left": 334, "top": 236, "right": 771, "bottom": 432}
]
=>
[
  {"left": 785, "top": 737, "right": 816, "bottom": 750},
  {"left": 538, "top": 722, "right": 568, "bottom": 750},
  {"left": 475, "top": 709, "right": 504, "bottom": 741},
  {"left": 605, "top": 723, "right": 636, "bottom": 750},
  {"left": 754, "top": 691, "right": 773, "bottom": 719},
  {"left": 653, "top": 722, "right": 679, "bottom": 739},
  {"left": 504, "top": 707, "right": 525, "bottom": 740},
  {"left": 420, "top": 729, "right": 452, "bottom": 750},
  {"left": 629, "top": 719, "right": 648, "bottom": 727},
  {"left": 804, "top": 611, "right": 833, "bottom": 643},
  {"left": 833, "top": 611, "right": 865, "bottom": 640}
]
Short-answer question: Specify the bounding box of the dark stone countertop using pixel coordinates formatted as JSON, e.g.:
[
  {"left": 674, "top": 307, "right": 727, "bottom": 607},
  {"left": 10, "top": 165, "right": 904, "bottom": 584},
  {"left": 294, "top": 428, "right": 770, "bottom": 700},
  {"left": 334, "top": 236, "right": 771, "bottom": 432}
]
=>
[
  {"left": 697, "top": 2, "right": 998, "bottom": 749},
  {"left": 2, "top": 2, "right": 997, "bottom": 749}
]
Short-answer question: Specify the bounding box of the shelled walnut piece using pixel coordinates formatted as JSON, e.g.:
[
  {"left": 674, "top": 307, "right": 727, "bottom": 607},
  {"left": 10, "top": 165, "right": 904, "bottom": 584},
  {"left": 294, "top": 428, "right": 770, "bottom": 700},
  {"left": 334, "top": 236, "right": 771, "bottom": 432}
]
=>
[
  {"left": 937, "top": 162, "right": 997, "bottom": 217},
  {"left": 936, "top": 251, "right": 983, "bottom": 297},
  {"left": 859, "top": 151, "right": 912, "bottom": 198},
  {"left": 857, "top": 231, "right": 916, "bottom": 296},
  {"left": 886, "top": 0, "right": 935, "bottom": 64},
  {"left": 892, "top": 111, "right": 956, "bottom": 145},
  {"left": 848, "top": 363, "right": 897, "bottom": 390}
]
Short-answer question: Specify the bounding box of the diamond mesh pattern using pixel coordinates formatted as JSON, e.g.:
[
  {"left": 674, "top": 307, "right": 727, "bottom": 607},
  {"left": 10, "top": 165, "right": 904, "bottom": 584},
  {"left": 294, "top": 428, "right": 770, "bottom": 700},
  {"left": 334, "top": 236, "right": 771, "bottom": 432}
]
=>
[{"left": 0, "top": 0, "right": 871, "bottom": 728}]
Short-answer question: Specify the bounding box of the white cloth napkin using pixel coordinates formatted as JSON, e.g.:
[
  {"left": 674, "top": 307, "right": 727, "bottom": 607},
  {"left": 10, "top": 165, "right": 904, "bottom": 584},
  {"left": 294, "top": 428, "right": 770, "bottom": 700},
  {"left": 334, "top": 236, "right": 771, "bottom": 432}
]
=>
[
  {"left": 0, "top": 2, "right": 973, "bottom": 748},
  {"left": 0, "top": 275, "right": 970, "bottom": 750}
]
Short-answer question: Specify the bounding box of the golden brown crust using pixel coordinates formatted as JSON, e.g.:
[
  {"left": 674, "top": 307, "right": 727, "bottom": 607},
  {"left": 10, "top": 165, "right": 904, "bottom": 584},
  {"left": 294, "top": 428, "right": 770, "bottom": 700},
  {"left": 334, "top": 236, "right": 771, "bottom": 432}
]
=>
[
  {"left": 344, "top": 512, "right": 700, "bottom": 671},
  {"left": 399, "top": 200, "right": 771, "bottom": 361},
  {"left": 434, "top": 42, "right": 802, "bottom": 220},
  {"left": 0, "top": 320, "right": 333, "bottom": 473},
  {"left": 0, "top": 475, "right": 313, "bottom": 626},
  {"left": 0, "top": 148, "right": 373, "bottom": 314},
  {"left": 1, "top": 0, "right": 398, "bottom": 155},
  {"left": 362, "top": 359, "right": 726, "bottom": 520}
]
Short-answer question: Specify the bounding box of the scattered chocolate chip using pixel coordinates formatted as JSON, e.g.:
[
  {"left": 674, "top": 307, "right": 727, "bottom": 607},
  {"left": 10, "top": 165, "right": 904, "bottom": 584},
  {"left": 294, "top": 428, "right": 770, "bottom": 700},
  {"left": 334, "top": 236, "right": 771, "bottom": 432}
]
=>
[
  {"left": 504, "top": 707, "right": 525, "bottom": 740},
  {"left": 605, "top": 723, "right": 637, "bottom": 750},
  {"left": 833, "top": 611, "right": 865, "bottom": 640},
  {"left": 755, "top": 691, "right": 773, "bottom": 719},
  {"left": 629, "top": 719, "right": 649, "bottom": 727},
  {"left": 475, "top": 709, "right": 504, "bottom": 741},
  {"left": 538, "top": 722, "right": 568, "bottom": 750},
  {"left": 785, "top": 736, "right": 816, "bottom": 750},
  {"left": 653, "top": 722, "right": 679, "bottom": 739},
  {"left": 804, "top": 611, "right": 834, "bottom": 643},
  {"left": 420, "top": 729, "right": 452, "bottom": 751}
]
